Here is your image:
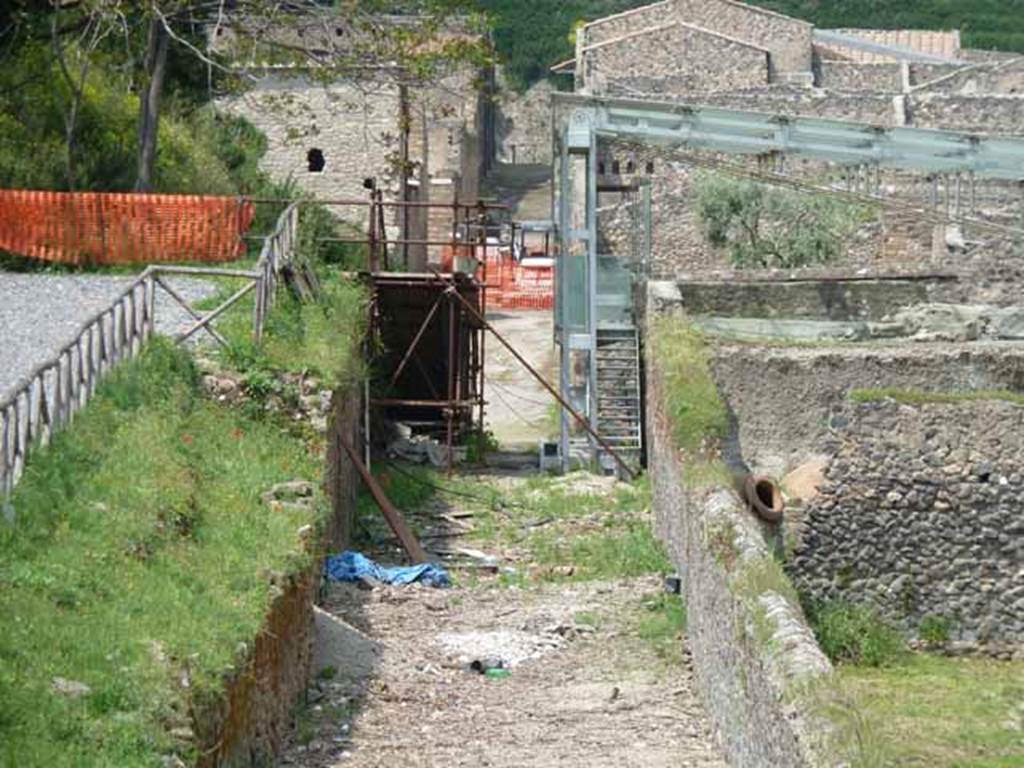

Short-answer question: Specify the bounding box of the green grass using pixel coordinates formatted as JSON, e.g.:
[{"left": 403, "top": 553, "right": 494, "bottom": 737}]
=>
[
  {"left": 527, "top": 516, "right": 671, "bottom": 580},
  {"left": 360, "top": 468, "right": 671, "bottom": 584},
  {"left": 0, "top": 340, "right": 329, "bottom": 767},
  {"left": 203, "top": 265, "right": 367, "bottom": 388},
  {"left": 512, "top": 474, "right": 671, "bottom": 581},
  {"left": 835, "top": 654, "right": 1024, "bottom": 767},
  {"left": 850, "top": 388, "right": 1024, "bottom": 408},
  {"left": 636, "top": 592, "right": 687, "bottom": 666},
  {"left": 648, "top": 316, "right": 732, "bottom": 487},
  {"left": 809, "top": 602, "right": 906, "bottom": 668}
]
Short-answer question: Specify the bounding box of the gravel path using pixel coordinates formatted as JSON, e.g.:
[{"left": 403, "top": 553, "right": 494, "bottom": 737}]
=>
[
  {"left": 279, "top": 472, "right": 726, "bottom": 768},
  {"left": 0, "top": 271, "right": 218, "bottom": 402}
]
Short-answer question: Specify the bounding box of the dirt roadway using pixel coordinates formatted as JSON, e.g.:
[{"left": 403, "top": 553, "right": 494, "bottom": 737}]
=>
[
  {"left": 277, "top": 473, "right": 726, "bottom": 768},
  {"left": 484, "top": 310, "right": 558, "bottom": 447}
]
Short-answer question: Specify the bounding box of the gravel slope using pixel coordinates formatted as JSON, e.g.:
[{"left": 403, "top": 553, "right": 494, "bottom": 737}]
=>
[{"left": 0, "top": 271, "right": 217, "bottom": 402}]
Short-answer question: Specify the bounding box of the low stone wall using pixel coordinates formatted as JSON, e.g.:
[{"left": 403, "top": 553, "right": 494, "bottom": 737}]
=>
[
  {"left": 198, "top": 571, "right": 319, "bottom": 766},
  {"left": 789, "top": 398, "right": 1024, "bottom": 656},
  {"left": 196, "top": 381, "right": 361, "bottom": 765},
  {"left": 672, "top": 275, "right": 961, "bottom": 321},
  {"left": 647, "top": 335, "right": 837, "bottom": 767},
  {"left": 710, "top": 341, "right": 1024, "bottom": 477}
]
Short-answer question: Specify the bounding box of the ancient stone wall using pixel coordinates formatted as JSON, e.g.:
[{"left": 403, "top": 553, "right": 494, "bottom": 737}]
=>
[
  {"left": 220, "top": 74, "right": 402, "bottom": 208},
  {"left": 584, "top": 23, "right": 769, "bottom": 97},
  {"left": 695, "top": 86, "right": 897, "bottom": 124},
  {"left": 672, "top": 276, "right": 962, "bottom": 321},
  {"left": 912, "top": 58, "right": 1024, "bottom": 96},
  {"left": 709, "top": 341, "right": 1024, "bottom": 477},
  {"left": 582, "top": 1, "right": 673, "bottom": 47},
  {"left": 646, "top": 308, "right": 837, "bottom": 767},
  {"left": 219, "top": 67, "right": 487, "bottom": 265},
  {"left": 816, "top": 61, "right": 902, "bottom": 92},
  {"left": 789, "top": 398, "right": 1024, "bottom": 655},
  {"left": 496, "top": 79, "right": 555, "bottom": 165},
  {"left": 909, "top": 94, "right": 1024, "bottom": 134},
  {"left": 671, "top": 0, "right": 813, "bottom": 79}
]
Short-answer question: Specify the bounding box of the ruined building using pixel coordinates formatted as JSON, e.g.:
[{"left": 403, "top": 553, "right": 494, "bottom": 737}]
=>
[
  {"left": 546, "top": 0, "right": 1024, "bottom": 283},
  {"left": 217, "top": 15, "right": 496, "bottom": 270}
]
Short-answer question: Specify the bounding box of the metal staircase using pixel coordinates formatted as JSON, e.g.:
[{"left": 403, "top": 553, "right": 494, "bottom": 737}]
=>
[{"left": 595, "top": 327, "right": 642, "bottom": 471}]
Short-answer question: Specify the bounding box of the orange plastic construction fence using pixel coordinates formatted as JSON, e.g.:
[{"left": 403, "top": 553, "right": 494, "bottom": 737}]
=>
[
  {"left": 439, "top": 243, "right": 554, "bottom": 311},
  {"left": 0, "top": 190, "right": 255, "bottom": 265}
]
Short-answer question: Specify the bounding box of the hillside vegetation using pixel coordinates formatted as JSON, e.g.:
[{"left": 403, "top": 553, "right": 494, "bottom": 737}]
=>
[{"left": 482, "top": 0, "right": 1024, "bottom": 88}]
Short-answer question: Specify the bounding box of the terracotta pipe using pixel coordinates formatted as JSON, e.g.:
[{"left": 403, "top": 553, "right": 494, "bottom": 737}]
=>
[{"left": 735, "top": 474, "right": 785, "bottom": 523}]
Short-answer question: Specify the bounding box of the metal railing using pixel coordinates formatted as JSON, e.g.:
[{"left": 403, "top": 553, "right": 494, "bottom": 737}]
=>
[{"left": 0, "top": 203, "right": 299, "bottom": 519}]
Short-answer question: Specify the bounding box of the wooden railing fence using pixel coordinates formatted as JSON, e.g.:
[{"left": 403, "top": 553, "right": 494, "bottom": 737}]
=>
[{"left": 0, "top": 204, "right": 299, "bottom": 520}]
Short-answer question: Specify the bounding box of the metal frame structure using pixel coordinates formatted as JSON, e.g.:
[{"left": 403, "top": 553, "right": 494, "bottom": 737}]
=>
[{"left": 553, "top": 91, "right": 1024, "bottom": 470}]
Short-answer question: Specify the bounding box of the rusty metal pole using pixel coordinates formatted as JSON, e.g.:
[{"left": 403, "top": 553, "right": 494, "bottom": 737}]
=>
[
  {"left": 476, "top": 207, "right": 488, "bottom": 442},
  {"left": 336, "top": 431, "right": 429, "bottom": 563},
  {"left": 368, "top": 187, "right": 379, "bottom": 273},
  {"left": 377, "top": 190, "right": 389, "bottom": 271},
  {"left": 446, "top": 290, "right": 456, "bottom": 476},
  {"left": 444, "top": 286, "right": 636, "bottom": 480}
]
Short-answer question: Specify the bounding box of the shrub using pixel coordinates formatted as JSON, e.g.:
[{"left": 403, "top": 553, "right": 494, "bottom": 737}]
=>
[
  {"left": 811, "top": 602, "right": 906, "bottom": 667},
  {"left": 918, "top": 614, "right": 953, "bottom": 647},
  {"left": 695, "top": 172, "right": 874, "bottom": 270}
]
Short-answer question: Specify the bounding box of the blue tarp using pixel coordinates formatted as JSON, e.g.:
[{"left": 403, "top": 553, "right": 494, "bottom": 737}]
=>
[{"left": 325, "top": 550, "right": 451, "bottom": 588}]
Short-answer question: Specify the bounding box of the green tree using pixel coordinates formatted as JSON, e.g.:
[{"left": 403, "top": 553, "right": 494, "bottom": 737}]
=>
[{"left": 695, "top": 172, "right": 874, "bottom": 269}]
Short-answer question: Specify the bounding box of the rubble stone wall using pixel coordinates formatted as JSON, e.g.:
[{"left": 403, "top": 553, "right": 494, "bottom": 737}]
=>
[
  {"left": 789, "top": 398, "right": 1024, "bottom": 655},
  {"left": 670, "top": 0, "right": 813, "bottom": 79},
  {"left": 816, "top": 61, "right": 902, "bottom": 92},
  {"left": 585, "top": 22, "right": 769, "bottom": 97},
  {"left": 496, "top": 79, "right": 555, "bottom": 165},
  {"left": 647, "top": 325, "right": 836, "bottom": 767},
  {"left": 582, "top": 1, "right": 672, "bottom": 47},
  {"left": 709, "top": 341, "right": 1024, "bottom": 477}
]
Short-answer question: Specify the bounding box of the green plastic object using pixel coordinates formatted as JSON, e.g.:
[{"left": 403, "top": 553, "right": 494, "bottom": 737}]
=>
[{"left": 485, "top": 668, "right": 511, "bottom": 679}]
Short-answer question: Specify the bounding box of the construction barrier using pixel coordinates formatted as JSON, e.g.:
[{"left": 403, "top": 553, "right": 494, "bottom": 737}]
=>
[
  {"left": 0, "top": 190, "right": 255, "bottom": 265},
  {"left": 440, "top": 243, "right": 554, "bottom": 311}
]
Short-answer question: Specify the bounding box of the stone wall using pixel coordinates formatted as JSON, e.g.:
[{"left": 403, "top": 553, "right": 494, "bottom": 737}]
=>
[
  {"left": 909, "top": 94, "right": 1024, "bottom": 134},
  {"left": 816, "top": 61, "right": 902, "bottom": 93},
  {"left": 219, "top": 68, "right": 489, "bottom": 266},
  {"left": 646, "top": 310, "right": 837, "bottom": 767},
  {"left": 198, "top": 571, "right": 319, "bottom": 767},
  {"left": 671, "top": 0, "right": 813, "bottom": 79},
  {"left": 220, "top": 74, "right": 402, "bottom": 206},
  {"left": 496, "top": 79, "right": 555, "bottom": 165},
  {"left": 708, "top": 340, "right": 1024, "bottom": 477},
  {"left": 912, "top": 58, "right": 1024, "bottom": 96},
  {"left": 582, "top": 1, "right": 671, "bottom": 48},
  {"left": 580, "top": 0, "right": 810, "bottom": 85},
  {"left": 789, "top": 397, "right": 1024, "bottom": 655},
  {"left": 197, "top": 378, "right": 362, "bottom": 764},
  {"left": 584, "top": 22, "right": 769, "bottom": 98},
  {"left": 695, "top": 86, "right": 897, "bottom": 124},
  {"left": 672, "top": 275, "right": 963, "bottom": 321}
]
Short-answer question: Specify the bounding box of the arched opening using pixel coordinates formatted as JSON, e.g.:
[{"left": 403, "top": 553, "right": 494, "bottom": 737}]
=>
[{"left": 307, "top": 148, "right": 325, "bottom": 173}]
